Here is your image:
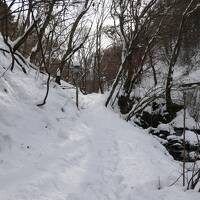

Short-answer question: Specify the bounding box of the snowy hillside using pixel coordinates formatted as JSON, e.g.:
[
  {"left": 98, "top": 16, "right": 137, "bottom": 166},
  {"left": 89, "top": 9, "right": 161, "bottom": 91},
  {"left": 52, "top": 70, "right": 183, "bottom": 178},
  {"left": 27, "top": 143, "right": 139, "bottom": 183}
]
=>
[{"left": 0, "top": 42, "right": 199, "bottom": 199}]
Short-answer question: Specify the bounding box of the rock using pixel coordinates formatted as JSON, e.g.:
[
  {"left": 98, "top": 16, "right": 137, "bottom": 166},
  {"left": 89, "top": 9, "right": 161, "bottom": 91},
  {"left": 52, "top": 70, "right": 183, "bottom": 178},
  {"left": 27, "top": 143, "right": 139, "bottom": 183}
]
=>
[
  {"left": 118, "top": 95, "right": 133, "bottom": 114},
  {"left": 159, "top": 130, "right": 170, "bottom": 138},
  {"left": 174, "top": 128, "right": 183, "bottom": 136},
  {"left": 135, "top": 101, "right": 200, "bottom": 162},
  {"left": 167, "top": 103, "right": 183, "bottom": 114}
]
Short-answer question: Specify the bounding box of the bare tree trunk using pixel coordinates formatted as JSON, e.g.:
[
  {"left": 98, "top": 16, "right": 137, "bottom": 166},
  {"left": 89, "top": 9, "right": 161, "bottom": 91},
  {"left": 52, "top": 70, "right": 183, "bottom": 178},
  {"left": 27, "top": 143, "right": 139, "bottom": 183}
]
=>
[
  {"left": 30, "top": 0, "right": 56, "bottom": 63},
  {"left": 182, "top": 92, "right": 186, "bottom": 186},
  {"left": 165, "top": 0, "right": 195, "bottom": 112},
  {"left": 149, "top": 50, "right": 157, "bottom": 86}
]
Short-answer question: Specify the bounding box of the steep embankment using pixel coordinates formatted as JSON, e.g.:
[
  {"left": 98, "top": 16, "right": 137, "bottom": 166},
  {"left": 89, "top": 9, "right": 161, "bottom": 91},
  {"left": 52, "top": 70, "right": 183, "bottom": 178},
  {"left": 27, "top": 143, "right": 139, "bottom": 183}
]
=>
[{"left": 0, "top": 39, "right": 199, "bottom": 200}]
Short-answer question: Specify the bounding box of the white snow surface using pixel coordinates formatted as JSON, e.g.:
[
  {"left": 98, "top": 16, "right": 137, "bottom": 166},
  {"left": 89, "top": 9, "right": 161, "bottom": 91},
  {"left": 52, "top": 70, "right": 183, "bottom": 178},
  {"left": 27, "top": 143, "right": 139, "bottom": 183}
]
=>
[
  {"left": 171, "top": 110, "right": 197, "bottom": 129},
  {"left": 181, "top": 130, "right": 200, "bottom": 145},
  {"left": 0, "top": 42, "right": 200, "bottom": 199}
]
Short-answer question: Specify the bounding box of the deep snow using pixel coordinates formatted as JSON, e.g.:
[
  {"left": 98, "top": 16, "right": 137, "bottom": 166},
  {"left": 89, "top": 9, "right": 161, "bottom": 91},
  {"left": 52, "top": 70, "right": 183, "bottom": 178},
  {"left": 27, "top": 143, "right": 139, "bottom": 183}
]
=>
[{"left": 0, "top": 39, "right": 199, "bottom": 200}]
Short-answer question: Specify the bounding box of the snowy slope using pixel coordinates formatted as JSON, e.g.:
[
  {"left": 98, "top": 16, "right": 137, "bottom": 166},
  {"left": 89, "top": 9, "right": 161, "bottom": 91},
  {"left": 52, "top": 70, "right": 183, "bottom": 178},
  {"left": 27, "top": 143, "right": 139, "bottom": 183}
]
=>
[{"left": 0, "top": 41, "right": 199, "bottom": 199}]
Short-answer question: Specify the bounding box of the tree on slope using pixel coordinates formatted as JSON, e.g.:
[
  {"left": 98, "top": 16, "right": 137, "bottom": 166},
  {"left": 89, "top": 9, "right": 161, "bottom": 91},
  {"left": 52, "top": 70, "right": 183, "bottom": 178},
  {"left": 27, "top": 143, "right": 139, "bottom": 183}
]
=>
[{"left": 105, "top": 0, "right": 167, "bottom": 112}]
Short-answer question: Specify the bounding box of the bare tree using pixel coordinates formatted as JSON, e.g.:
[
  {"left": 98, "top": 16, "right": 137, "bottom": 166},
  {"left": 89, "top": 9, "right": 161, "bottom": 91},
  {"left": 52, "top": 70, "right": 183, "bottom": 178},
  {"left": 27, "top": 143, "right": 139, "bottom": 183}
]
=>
[
  {"left": 29, "top": 0, "right": 57, "bottom": 63},
  {"left": 105, "top": 0, "right": 165, "bottom": 109},
  {"left": 91, "top": 0, "right": 110, "bottom": 93},
  {"left": 165, "top": 0, "right": 199, "bottom": 112},
  {"left": 55, "top": 0, "right": 94, "bottom": 85}
]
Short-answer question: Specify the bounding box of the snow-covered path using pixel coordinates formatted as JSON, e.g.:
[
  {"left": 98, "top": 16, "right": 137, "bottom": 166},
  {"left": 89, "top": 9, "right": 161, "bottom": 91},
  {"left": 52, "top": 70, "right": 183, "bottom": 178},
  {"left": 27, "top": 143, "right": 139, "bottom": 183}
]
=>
[
  {"left": 66, "top": 101, "right": 177, "bottom": 200},
  {"left": 0, "top": 83, "right": 200, "bottom": 200}
]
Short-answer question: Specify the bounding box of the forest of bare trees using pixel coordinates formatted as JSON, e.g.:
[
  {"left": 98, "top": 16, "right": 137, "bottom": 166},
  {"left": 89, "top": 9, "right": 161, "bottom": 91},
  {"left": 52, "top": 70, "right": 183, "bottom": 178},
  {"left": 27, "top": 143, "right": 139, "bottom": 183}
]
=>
[{"left": 1, "top": 0, "right": 200, "bottom": 193}]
